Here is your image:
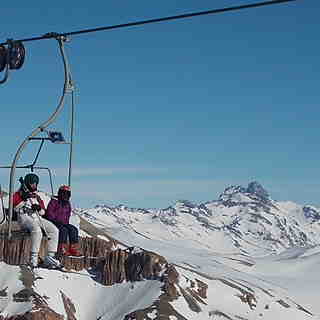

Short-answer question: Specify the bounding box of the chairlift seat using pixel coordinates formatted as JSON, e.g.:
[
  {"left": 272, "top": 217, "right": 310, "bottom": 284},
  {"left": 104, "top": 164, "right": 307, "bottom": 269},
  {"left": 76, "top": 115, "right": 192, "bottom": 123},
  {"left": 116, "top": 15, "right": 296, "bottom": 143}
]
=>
[
  {"left": 0, "top": 208, "right": 31, "bottom": 239},
  {"left": 0, "top": 219, "right": 30, "bottom": 239}
]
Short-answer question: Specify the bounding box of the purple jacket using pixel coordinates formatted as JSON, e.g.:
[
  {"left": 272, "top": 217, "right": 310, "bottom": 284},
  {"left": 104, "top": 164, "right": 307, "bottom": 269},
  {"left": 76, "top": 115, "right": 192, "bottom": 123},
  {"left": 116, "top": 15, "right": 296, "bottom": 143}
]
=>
[{"left": 45, "top": 198, "right": 71, "bottom": 225}]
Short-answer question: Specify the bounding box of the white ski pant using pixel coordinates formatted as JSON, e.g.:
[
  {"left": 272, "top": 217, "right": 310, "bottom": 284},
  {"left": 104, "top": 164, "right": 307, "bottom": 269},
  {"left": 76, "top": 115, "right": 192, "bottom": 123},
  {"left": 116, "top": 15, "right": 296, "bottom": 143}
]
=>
[{"left": 18, "top": 213, "right": 59, "bottom": 254}]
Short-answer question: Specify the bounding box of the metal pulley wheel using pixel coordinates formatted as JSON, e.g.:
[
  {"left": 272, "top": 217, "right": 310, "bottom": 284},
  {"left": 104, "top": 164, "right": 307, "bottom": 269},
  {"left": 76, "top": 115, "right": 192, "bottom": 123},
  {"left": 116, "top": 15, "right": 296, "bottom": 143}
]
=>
[
  {"left": 0, "top": 45, "right": 7, "bottom": 72},
  {"left": 9, "top": 41, "right": 25, "bottom": 70}
]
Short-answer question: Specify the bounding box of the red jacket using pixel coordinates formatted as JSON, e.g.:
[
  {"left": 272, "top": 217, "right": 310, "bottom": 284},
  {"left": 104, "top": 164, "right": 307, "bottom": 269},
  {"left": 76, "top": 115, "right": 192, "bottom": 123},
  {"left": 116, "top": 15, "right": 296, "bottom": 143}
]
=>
[{"left": 13, "top": 191, "right": 46, "bottom": 210}]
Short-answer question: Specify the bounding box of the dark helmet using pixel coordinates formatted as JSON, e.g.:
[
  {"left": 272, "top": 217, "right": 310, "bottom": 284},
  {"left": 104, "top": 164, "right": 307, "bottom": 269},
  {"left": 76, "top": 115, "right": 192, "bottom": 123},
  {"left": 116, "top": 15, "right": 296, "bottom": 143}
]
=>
[
  {"left": 58, "top": 185, "right": 71, "bottom": 201},
  {"left": 24, "top": 173, "right": 39, "bottom": 191}
]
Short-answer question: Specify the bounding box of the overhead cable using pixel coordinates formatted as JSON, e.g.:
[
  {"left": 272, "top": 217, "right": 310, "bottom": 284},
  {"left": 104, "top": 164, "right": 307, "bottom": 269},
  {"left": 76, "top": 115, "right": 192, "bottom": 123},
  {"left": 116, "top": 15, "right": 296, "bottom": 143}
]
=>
[{"left": 0, "top": 0, "right": 298, "bottom": 46}]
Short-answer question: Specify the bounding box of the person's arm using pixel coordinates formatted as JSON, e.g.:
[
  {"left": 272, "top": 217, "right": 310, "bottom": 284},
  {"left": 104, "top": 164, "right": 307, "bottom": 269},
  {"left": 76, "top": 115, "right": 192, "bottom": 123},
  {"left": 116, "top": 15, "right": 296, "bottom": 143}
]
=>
[
  {"left": 66, "top": 203, "right": 72, "bottom": 224},
  {"left": 13, "top": 192, "right": 25, "bottom": 209},
  {"left": 35, "top": 200, "right": 45, "bottom": 216},
  {"left": 36, "top": 195, "right": 45, "bottom": 210},
  {"left": 45, "top": 199, "right": 58, "bottom": 221},
  {"left": 34, "top": 193, "right": 45, "bottom": 215},
  {"left": 27, "top": 193, "right": 46, "bottom": 216}
]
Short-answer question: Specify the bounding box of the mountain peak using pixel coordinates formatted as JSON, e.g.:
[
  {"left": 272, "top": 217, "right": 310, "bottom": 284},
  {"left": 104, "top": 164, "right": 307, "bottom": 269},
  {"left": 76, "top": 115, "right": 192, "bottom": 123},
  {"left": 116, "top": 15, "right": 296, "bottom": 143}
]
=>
[
  {"left": 218, "top": 181, "right": 269, "bottom": 205},
  {"left": 247, "top": 181, "right": 269, "bottom": 200}
]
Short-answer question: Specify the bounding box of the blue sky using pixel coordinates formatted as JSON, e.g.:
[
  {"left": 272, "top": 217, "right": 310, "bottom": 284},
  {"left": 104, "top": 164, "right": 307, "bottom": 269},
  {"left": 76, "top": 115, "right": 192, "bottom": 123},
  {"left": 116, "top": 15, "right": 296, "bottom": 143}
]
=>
[{"left": 0, "top": 0, "right": 319, "bottom": 209}]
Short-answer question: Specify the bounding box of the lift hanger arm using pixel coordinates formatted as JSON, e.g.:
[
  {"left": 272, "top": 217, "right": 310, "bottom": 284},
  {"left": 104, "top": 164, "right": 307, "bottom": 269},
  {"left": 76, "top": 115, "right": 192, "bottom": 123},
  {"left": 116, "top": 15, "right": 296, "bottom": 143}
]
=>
[{"left": 7, "top": 36, "right": 72, "bottom": 239}]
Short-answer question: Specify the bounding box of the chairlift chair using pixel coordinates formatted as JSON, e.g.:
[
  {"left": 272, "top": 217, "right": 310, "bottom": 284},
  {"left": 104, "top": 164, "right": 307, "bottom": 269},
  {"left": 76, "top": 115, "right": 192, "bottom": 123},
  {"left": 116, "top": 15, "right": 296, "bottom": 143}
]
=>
[{"left": 0, "top": 36, "right": 75, "bottom": 239}]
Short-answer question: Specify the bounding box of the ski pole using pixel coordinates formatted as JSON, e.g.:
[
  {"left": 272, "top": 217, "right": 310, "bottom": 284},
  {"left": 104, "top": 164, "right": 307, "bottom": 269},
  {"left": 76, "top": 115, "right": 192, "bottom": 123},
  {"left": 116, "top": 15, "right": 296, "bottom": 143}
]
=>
[
  {"left": 35, "top": 210, "right": 51, "bottom": 240},
  {"left": 30, "top": 197, "right": 51, "bottom": 240}
]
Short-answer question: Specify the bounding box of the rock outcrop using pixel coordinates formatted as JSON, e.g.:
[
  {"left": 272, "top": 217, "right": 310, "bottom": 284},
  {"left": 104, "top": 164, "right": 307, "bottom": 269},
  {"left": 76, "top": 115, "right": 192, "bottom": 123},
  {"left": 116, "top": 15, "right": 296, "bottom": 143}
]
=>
[{"left": 0, "top": 222, "right": 182, "bottom": 320}]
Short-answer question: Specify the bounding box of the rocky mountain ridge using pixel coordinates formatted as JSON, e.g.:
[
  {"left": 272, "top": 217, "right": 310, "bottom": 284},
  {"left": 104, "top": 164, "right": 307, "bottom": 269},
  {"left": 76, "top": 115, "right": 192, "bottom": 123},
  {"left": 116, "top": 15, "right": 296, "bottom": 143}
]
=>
[{"left": 81, "top": 181, "right": 320, "bottom": 256}]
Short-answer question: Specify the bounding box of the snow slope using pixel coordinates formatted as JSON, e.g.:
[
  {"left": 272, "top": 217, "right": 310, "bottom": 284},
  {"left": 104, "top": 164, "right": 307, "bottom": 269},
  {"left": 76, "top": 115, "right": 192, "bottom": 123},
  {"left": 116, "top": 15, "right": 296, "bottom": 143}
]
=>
[
  {"left": 71, "top": 182, "right": 320, "bottom": 319},
  {"left": 0, "top": 263, "right": 163, "bottom": 320}
]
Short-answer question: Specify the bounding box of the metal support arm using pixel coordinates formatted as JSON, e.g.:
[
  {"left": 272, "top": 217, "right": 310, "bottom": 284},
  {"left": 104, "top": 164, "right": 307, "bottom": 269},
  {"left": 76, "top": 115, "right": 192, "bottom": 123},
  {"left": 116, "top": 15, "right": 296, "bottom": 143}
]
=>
[{"left": 7, "top": 36, "right": 72, "bottom": 239}]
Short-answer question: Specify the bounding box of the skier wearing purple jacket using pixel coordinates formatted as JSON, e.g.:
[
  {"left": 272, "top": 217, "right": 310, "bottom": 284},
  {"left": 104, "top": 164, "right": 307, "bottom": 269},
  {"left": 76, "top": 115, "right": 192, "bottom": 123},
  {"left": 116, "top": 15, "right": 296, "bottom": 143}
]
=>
[{"left": 45, "top": 185, "right": 82, "bottom": 256}]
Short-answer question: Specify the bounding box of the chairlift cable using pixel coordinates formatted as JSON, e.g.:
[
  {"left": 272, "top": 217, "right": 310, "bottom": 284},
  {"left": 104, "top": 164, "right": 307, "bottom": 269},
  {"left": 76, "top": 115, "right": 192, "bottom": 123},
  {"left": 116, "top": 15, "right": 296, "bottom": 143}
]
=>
[{"left": 0, "top": 0, "right": 297, "bottom": 46}]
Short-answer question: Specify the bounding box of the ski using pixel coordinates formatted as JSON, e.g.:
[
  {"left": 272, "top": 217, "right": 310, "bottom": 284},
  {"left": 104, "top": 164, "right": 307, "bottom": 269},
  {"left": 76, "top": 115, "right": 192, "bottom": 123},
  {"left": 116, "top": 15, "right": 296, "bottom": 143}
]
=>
[
  {"left": 44, "top": 267, "right": 96, "bottom": 278},
  {"left": 63, "top": 255, "right": 104, "bottom": 259},
  {"left": 37, "top": 263, "right": 64, "bottom": 271},
  {"left": 35, "top": 263, "right": 97, "bottom": 277}
]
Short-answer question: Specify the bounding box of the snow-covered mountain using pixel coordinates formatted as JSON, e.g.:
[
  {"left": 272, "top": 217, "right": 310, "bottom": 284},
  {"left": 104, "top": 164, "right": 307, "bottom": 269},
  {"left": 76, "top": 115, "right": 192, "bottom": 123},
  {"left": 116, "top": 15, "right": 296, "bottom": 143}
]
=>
[
  {"left": 78, "top": 181, "right": 320, "bottom": 256},
  {"left": 1, "top": 181, "right": 320, "bottom": 320}
]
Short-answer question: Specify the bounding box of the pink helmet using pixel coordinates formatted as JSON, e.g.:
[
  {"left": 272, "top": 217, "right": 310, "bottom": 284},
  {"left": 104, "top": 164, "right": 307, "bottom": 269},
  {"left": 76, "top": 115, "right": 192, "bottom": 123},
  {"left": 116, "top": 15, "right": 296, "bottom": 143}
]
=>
[{"left": 58, "top": 185, "right": 71, "bottom": 200}]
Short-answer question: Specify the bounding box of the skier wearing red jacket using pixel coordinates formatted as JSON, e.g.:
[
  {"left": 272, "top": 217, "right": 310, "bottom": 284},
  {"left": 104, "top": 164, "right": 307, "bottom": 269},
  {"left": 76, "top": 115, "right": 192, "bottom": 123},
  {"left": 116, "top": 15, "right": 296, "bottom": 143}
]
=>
[{"left": 13, "top": 173, "right": 61, "bottom": 268}]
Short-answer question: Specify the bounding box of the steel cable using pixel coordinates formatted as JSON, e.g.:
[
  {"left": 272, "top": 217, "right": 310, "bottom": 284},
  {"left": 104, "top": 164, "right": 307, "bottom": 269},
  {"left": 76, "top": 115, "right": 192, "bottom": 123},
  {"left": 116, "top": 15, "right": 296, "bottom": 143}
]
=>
[{"left": 0, "top": 0, "right": 298, "bottom": 46}]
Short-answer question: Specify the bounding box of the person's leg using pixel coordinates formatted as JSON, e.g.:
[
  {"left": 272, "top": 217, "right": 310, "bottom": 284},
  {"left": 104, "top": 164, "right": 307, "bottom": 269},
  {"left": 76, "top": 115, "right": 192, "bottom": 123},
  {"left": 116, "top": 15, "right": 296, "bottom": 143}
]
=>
[
  {"left": 44, "top": 219, "right": 69, "bottom": 255},
  {"left": 18, "top": 214, "right": 43, "bottom": 267},
  {"left": 65, "top": 224, "right": 82, "bottom": 256},
  {"left": 38, "top": 218, "right": 62, "bottom": 268},
  {"left": 39, "top": 218, "right": 60, "bottom": 253},
  {"left": 58, "top": 224, "right": 69, "bottom": 255},
  {"left": 65, "top": 224, "right": 79, "bottom": 244}
]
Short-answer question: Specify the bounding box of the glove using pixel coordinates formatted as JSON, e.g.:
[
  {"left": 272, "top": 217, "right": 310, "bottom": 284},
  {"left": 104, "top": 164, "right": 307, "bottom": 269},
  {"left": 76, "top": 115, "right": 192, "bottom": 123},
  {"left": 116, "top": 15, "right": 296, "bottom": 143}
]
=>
[
  {"left": 31, "top": 204, "right": 42, "bottom": 212},
  {"left": 21, "top": 192, "right": 31, "bottom": 201}
]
